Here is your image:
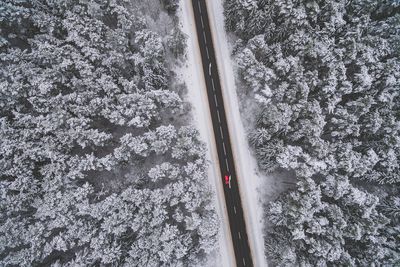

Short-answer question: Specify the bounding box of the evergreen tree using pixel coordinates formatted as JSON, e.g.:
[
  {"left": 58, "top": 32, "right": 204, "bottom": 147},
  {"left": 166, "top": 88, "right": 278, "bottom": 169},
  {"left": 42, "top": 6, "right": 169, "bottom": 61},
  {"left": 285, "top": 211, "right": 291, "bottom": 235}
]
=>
[
  {"left": 225, "top": 0, "right": 400, "bottom": 264},
  {"left": 0, "top": 0, "right": 218, "bottom": 265}
]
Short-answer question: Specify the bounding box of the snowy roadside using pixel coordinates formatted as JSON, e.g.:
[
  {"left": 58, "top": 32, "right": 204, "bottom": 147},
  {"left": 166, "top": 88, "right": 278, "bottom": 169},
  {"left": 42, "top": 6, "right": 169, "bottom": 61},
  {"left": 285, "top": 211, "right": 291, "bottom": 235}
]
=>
[
  {"left": 176, "top": 1, "right": 234, "bottom": 266},
  {"left": 205, "top": 0, "right": 269, "bottom": 266}
]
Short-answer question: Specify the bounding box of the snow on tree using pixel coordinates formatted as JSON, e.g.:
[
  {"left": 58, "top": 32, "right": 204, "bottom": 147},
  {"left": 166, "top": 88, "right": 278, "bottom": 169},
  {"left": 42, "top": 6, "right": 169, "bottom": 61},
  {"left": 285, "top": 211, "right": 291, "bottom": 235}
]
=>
[
  {"left": 266, "top": 176, "right": 396, "bottom": 266},
  {"left": 225, "top": 0, "right": 400, "bottom": 264},
  {"left": 0, "top": 0, "right": 218, "bottom": 265}
]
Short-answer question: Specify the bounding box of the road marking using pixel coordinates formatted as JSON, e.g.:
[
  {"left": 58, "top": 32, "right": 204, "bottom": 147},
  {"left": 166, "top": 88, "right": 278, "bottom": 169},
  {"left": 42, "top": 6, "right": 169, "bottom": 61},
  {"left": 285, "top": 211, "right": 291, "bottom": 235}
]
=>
[
  {"left": 211, "top": 78, "right": 215, "bottom": 92},
  {"left": 238, "top": 232, "right": 241, "bottom": 239},
  {"left": 225, "top": 158, "right": 230, "bottom": 171},
  {"left": 243, "top": 258, "right": 246, "bottom": 266},
  {"left": 219, "top": 125, "right": 223, "bottom": 138},
  {"left": 200, "top": 15, "right": 204, "bottom": 29},
  {"left": 198, "top": 1, "right": 201, "bottom": 14},
  {"left": 222, "top": 142, "right": 226, "bottom": 154},
  {"left": 214, "top": 94, "right": 218, "bottom": 107},
  {"left": 217, "top": 111, "right": 221, "bottom": 122},
  {"left": 234, "top": 206, "right": 236, "bottom": 214},
  {"left": 203, "top": 31, "right": 207, "bottom": 44},
  {"left": 208, "top": 62, "right": 212, "bottom": 76},
  {"left": 206, "top": 46, "right": 210, "bottom": 59}
]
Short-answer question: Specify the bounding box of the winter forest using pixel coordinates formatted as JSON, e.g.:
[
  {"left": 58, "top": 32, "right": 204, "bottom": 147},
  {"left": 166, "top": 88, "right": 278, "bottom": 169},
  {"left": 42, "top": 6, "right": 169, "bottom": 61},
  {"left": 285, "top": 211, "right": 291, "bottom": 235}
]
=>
[
  {"left": 225, "top": 0, "right": 400, "bottom": 266},
  {"left": 0, "top": 0, "right": 219, "bottom": 266}
]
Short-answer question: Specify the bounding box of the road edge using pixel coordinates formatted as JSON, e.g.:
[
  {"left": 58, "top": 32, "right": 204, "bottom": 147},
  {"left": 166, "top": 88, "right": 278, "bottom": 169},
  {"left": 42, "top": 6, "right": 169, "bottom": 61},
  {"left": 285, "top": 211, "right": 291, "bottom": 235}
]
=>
[
  {"left": 178, "top": 1, "right": 236, "bottom": 266},
  {"left": 204, "top": 0, "right": 268, "bottom": 266}
]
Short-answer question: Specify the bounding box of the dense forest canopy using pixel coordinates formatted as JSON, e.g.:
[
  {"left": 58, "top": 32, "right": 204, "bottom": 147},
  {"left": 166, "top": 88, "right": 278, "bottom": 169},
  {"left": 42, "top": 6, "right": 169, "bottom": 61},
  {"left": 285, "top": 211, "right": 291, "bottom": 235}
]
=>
[
  {"left": 0, "top": 0, "right": 218, "bottom": 266},
  {"left": 225, "top": 0, "right": 400, "bottom": 266}
]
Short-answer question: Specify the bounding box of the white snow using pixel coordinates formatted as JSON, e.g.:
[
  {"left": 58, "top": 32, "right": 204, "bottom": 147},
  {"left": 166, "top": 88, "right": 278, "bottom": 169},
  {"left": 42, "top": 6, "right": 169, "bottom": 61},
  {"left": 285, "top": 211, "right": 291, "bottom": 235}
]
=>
[
  {"left": 176, "top": 1, "right": 234, "bottom": 266},
  {"left": 205, "top": 0, "right": 269, "bottom": 266}
]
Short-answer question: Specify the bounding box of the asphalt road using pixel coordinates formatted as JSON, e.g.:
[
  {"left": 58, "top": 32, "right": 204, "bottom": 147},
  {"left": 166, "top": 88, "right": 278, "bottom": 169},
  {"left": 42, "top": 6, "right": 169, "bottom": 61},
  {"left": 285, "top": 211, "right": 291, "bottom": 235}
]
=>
[{"left": 191, "top": 1, "right": 254, "bottom": 266}]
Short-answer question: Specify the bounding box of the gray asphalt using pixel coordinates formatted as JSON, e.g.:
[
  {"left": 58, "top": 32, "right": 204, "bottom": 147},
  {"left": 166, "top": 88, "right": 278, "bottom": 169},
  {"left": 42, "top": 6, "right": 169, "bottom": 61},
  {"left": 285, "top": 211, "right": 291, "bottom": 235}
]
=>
[{"left": 191, "top": 1, "right": 254, "bottom": 266}]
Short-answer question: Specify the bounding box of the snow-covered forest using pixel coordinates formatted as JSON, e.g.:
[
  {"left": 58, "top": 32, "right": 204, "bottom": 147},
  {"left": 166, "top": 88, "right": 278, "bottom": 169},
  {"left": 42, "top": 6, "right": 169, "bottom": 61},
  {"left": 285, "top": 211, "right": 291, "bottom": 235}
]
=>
[
  {"left": 0, "top": 0, "right": 219, "bottom": 266},
  {"left": 224, "top": 0, "right": 400, "bottom": 265}
]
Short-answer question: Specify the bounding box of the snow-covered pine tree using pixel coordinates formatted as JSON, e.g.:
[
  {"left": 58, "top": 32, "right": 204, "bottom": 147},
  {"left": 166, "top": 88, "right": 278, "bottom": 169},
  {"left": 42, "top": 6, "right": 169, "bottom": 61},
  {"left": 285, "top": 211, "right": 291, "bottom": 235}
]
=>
[
  {"left": 0, "top": 0, "right": 218, "bottom": 265},
  {"left": 225, "top": 0, "right": 400, "bottom": 264}
]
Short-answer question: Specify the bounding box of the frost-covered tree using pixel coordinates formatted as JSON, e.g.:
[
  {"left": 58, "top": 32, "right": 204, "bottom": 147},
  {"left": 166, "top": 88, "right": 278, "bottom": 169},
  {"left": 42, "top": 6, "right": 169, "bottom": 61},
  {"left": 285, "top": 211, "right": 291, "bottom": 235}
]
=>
[
  {"left": 225, "top": 0, "right": 400, "bottom": 264},
  {"left": 0, "top": 0, "right": 218, "bottom": 265},
  {"left": 266, "top": 177, "right": 398, "bottom": 266},
  {"left": 161, "top": 0, "right": 179, "bottom": 13},
  {"left": 227, "top": 0, "right": 400, "bottom": 183}
]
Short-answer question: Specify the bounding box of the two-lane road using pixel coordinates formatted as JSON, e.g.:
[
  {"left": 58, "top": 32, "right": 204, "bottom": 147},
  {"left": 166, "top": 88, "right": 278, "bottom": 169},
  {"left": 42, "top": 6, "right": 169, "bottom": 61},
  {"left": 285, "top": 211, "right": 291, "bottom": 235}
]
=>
[{"left": 191, "top": 0, "right": 253, "bottom": 266}]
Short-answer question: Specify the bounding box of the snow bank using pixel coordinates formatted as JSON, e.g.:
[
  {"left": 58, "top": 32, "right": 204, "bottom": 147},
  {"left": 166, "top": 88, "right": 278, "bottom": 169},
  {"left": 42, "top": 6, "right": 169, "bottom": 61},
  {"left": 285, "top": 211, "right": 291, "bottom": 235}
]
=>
[
  {"left": 205, "top": 0, "right": 268, "bottom": 266},
  {"left": 176, "top": 1, "right": 234, "bottom": 266}
]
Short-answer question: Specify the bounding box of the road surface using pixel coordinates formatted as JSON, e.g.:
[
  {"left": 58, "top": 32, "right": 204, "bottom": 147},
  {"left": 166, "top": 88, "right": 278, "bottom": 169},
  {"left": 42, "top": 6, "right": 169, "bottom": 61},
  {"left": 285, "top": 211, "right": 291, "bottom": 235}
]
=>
[{"left": 191, "top": 0, "right": 254, "bottom": 266}]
